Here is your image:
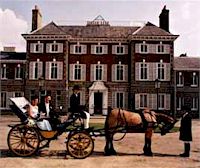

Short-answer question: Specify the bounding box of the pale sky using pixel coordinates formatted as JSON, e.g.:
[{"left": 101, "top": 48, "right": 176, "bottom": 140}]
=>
[{"left": 0, "top": 0, "right": 200, "bottom": 57}]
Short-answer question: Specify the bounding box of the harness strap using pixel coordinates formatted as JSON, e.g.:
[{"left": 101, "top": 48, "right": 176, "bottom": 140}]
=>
[{"left": 139, "top": 111, "right": 148, "bottom": 130}]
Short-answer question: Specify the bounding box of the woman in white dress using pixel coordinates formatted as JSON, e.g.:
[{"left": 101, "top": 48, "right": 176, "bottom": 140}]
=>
[{"left": 27, "top": 96, "right": 52, "bottom": 131}]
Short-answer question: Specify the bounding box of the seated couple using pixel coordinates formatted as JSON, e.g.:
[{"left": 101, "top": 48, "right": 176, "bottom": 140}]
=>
[{"left": 26, "top": 95, "right": 56, "bottom": 131}]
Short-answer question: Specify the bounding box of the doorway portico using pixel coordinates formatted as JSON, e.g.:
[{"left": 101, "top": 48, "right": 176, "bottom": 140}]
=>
[{"left": 89, "top": 81, "right": 108, "bottom": 115}]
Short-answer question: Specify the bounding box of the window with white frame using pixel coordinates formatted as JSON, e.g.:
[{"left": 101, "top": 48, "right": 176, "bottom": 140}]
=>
[
  {"left": 95, "top": 45, "right": 103, "bottom": 54},
  {"left": 51, "top": 43, "right": 58, "bottom": 52},
  {"left": 191, "top": 72, "right": 198, "bottom": 87},
  {"left": 116, "top": 92, "right": 124, "bottom": 108},
  {"left": 140, "top": 63, "right": 148, "bottom": 80},
  {"left": 51, "top": 62, "right": 58, "bottom": 79},
  {"left": 34, "top": 42, "right": 43, "bottom": 53},
  {"left": 74, "top": 45, "right": 82, "bottom": 54},
  {"left": 158, "top": 94, "right": 165, "bottom": 109},
  {"left": 14, "top": 92, "right": 23, "bottom": 97},
  {"left": 74, "top": 64, "right": 81, "bottom": 80},
  {"left": 157, "top": 63, "right": 165, "bottom": 80},
  {"left": 116, "top": 45, "right": 125, "bottom": 54},
  {"left": 1, "top": 64, "right": 7, "bottom": 79},
  {"left": 139, "top": 43, "right": 148, "bottom": 53},
  {"left": 140, "top": 94, "right": 148, "bottom": 108},
  {"left": 157, "top": 44, "right": 164, "bottom": 53},
  {"left": 177, "top": 72, "right": 184, "bottom": 86},
  {"left": 95, "top": 64, "right": 103, "bottom": 80},
  {"left": 192, "top": 97, "right": 198, "bottom": 110},
  {"left": 176, "top": 97, "right": 183, "bottom": 110},
  {"left": 15, "top": 64, "right": 23, "bottom": 79},
  {"left": 56, "top": 90, "right": 61, "bottom": 108},
  {"left": 116, "top": 64, "right": 124, "bottom": 81},
  {"left": 34, "top": 62, "right": 39, "bottom": 79},
  {"left": 0, "top": 92, "right": 7, "bottom": 108}
]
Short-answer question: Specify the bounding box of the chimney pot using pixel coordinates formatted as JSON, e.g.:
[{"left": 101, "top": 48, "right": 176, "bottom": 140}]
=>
[
  {"left": 159, "top": 6, "right": 169, "bottom": 32},
  {"left": 32, "top": 5, "right": 42, "bottom": 32}
]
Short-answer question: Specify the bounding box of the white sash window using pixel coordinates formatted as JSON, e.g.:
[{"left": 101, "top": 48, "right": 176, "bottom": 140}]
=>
[
  {"left": 192, "top": 97, "right": 198, "bottom": 111},
  {"left": 177, "top": 72, "right": 184, "bottom": 87},
  {"left": 191, "top": 72, "right": 198, "bottom": 87},
  {"left": 140, "top": 94, "right": 148, "bottom": 108},
  {"left": 1, "top": 64, "right": 7, "bottom": 79},
  {"left": 29, "top": 61, "right": 43, "bottom": 80},
  {"left": 140, "top": 62, "right": 148, "bottom": 80},
  {"left": 157, "top": 62, "right": 165, "bottom": 80},
  {"left": 15, "top": 64, "right": 23, "bottom": 79}
]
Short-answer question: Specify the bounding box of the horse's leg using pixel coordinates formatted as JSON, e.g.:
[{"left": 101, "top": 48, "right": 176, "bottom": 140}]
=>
[
  {"left": 143, "top": 128, "right": 153, "bottom": 156},
  {"left": 104, "top": 131, "right": 116, "bottom": 156}
]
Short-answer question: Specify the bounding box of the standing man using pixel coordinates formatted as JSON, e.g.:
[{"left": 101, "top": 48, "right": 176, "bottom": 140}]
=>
[
  {"left": 70, "top": 85, "right": 90, "bottom": 129},
  {"left": 179, "top": 106, "right": 192, "bottom": 157}
]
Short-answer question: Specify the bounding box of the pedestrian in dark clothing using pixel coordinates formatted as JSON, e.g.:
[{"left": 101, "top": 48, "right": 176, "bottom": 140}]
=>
[
  {"left": 70, "top": 85, "right": 90, "bottom": 129},
  {"left": 179, "top": 106, "right": 192, "bottom": 157}
]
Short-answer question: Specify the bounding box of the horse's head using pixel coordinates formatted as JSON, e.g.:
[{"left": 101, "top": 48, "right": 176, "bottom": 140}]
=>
[{"left": 155, "top": 113, "right": 177, "bottom": 136}]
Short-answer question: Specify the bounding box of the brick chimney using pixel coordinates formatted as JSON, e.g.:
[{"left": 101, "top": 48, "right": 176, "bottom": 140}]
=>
[
  {"left": 159, "top": 5, "right": 169, "bottom": 32},
  {"left": 32, "top": 5, "right": 42, "bottom": 32}
]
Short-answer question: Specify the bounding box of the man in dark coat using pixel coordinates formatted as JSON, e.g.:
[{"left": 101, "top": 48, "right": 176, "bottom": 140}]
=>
[
  {"left": 70, "top": 85, "right": 90, "bottom": 129},
  {"left": 179, "top": 106, "right": 192, "bottom": 157},
  {"left": 39, "top": 95, "right": 59, "bottom": 129}
]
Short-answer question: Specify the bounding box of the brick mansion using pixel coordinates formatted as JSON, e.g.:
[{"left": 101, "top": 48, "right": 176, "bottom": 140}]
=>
[{"left": 0, "top": 6, "right": 199, "bottom": 118}]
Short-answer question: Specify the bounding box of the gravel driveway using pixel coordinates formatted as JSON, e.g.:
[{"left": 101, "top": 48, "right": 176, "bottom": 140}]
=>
[{"left": 0, "top": 115, "right": 199, "bottom": 168}]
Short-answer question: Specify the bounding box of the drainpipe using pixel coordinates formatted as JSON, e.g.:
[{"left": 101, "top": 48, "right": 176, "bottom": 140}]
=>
[{"left": 174, "top": 69, "right": 177, "bottom": 118}]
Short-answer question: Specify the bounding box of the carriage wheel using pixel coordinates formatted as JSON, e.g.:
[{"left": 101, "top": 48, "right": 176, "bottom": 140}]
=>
[
  {"left": 7, "top": 124, "right": 40, "bottom": 157},
  {"left": 67, "top": 132, "right": 94, "bottom": 159}
]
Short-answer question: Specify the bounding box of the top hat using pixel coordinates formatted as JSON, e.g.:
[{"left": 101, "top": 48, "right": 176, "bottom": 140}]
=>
[{"left": 73, "top": 85, "right": 80, "bottom": 91}]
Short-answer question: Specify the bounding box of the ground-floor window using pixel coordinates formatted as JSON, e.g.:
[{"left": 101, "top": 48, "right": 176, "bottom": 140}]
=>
[{"left": 0, "top": 92, "right": 7, "bottom": 108}]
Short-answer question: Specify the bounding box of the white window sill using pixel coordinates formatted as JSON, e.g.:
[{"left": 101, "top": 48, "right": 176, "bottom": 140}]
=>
[
  {"left": 177, "top": 84, "right": 184, "bottom": 87},
  {"left": 31, "top": 51, "right": 43, "bottom": 53},
  {"left": 1, "top": 78, "right": 7, "bottom": 80},
  {"left": 177, "top": 108, "right": 181, "bottom": 110},
  {"left": 191, "top": 85, "right": 198, "bottom": 87},
  {"left": 158, "top": 107, "right": 165, "bottom": 110},
  {"left": 191, "top": 108, "right": 197, "bottom": 111},
  {"left": 139, "top": 52, "right": 148, "bottom": 54},
  {"left": 115, "top": 53, "right": 125, "bottom": 55},
  {"left": 15, "top": 78, "right": 23, "bottom": 80}
]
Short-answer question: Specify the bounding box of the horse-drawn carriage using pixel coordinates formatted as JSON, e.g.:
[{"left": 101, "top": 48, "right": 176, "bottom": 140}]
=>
[
  {"left": 7, "top": 97, "right": 177, "bottom": 158},
  {"left": 7, "top": 97, "right": 94, "bottom": 159}
]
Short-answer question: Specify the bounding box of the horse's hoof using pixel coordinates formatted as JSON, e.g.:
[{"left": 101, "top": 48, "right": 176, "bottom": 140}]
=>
[
  {"left": 104, "top": 150, "right": 117, "bottom": 156},
  {"left": 144, "top": 152, "right": 153, "bottom": 156}
]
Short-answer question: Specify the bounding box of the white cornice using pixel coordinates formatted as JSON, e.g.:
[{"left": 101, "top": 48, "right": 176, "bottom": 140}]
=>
[
  {"left": 22, "top": 34, "right": 71, "bottom": 40},
  {"left": 0, "top": 60, "right": 26, "bottom": 63},
  {"left": 174, "top": 68, "right": 200, "bottom": 71},
  {"left": 129, "top": 35, "right": 179, "bottom": 41}
]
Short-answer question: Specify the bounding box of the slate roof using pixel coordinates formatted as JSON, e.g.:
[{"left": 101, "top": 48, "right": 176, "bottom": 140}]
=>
[
  {"left": 0, "top": 51, "right": 26, "bottom": 60},
  {"left": 30, "top": 21, "right": 176, "bottom": 38},
  {"left": 133, "top": 22, "right": 173, "bottom": 36},
  {"left": 174, "top": 57, "right": 200, "bottom": 70}
]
